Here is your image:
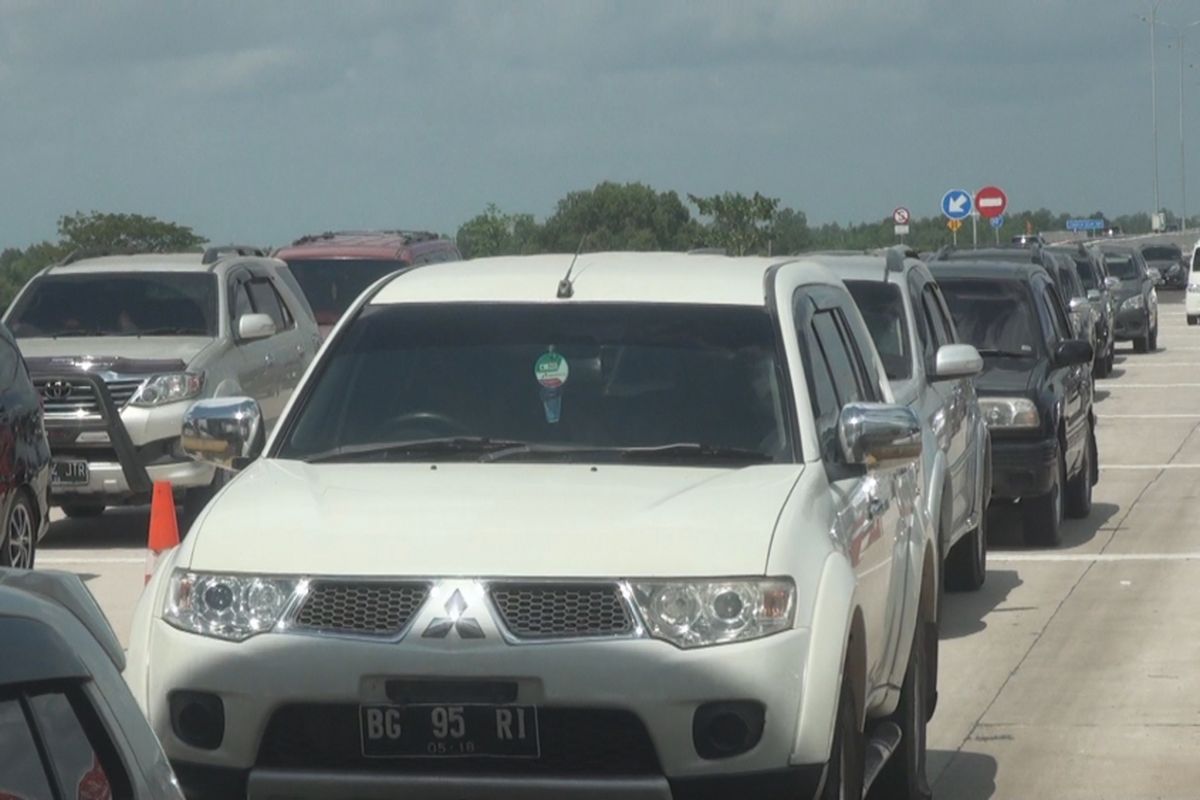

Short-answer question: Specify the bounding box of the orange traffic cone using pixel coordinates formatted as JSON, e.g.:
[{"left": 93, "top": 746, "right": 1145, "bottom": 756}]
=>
[{"left": 145, "top": 481, "right": 181, "bottom": 584}]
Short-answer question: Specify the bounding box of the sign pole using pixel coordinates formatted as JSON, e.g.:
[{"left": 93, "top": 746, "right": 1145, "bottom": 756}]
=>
[{"left": 971, "top": 212, "right": 978, "bottom": 249}]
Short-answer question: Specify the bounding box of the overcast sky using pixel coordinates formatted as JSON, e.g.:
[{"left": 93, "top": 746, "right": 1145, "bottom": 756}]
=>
[{"left": 0, "top": 0, "right": 1195, "bottom": 248}]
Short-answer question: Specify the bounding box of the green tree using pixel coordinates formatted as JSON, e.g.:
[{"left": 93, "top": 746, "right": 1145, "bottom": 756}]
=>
[
  {"left": 539, "top": 182, "right": 700, "bottom": 252},
  {"left": 57, "top": 210, "right": 206, "bottom": 254},
  {"left": 688, "top": 191, "right": 780, "bottom": 255},
  {"left": 770, "top": 207, "right": 811, "bottom": 255},
  {"left": 455, "top": 204, "right": 541, "bottom": 259}
]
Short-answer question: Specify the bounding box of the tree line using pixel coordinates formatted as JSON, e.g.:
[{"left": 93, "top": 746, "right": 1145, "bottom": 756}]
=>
[{"left": 1, "top": 187, "right": 1189, "bottom": 309}]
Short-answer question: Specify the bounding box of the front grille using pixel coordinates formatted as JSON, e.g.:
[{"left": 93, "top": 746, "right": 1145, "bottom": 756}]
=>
[
  {"left": 292, "top": 581, "right": 430, "bottom": 636},
  {"left": 257, "top": 705, "right": 661, "bottom": 776},
  {"left": 34, "top": 377, "right": 143, "bottom": 416},
  {"left": 489, "top": 583, "right": 633, "bottom": 639}
]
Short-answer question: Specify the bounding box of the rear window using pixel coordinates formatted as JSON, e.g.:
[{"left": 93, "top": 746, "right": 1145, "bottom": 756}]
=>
[
  {"left": 6, "top": 272, "right": 217, "bottom": 338},
  {"left": 1072, "top": 258, "right": 1098, "bottom": 290},
  {"left": 1102, "top": 253, "right": 1139, "bottom": 280},
  {"left": 1142, "top": 246, "right": 1181, "bottom": 261},
  {"left": 844, "top": 281, "right": 911, "bottom": 381},
  {"left": 937, "top": 278, "right": 1042, "bottom": 359},
  {"left": 282, "top": 259, "right": 408, "bottom": 326}
]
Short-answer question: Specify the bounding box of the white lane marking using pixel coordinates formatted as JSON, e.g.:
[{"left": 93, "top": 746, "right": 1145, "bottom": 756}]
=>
[
  {"left": 992, "top": 552, "right": 1200, "bottom": 562},
  {"left": 1100, "top": 464, "right": 1200, "bottom": 470},
  {"left": 1104, "top": 363, "right": 1200, "bottom": 367},
  {"left": 1099, "top": 414, "right": 1200, "bottom": 419},
  {"left": 37, "top": 557, "right": 143, "bottom": 564}
]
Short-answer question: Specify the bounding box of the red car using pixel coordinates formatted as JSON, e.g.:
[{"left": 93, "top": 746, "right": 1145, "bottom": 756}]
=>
[{"left": 273, "top": 231, "right": 460, "bottom": 336}]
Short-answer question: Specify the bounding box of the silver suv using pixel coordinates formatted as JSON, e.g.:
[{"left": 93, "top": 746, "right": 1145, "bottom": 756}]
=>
[
  {"left": 836, "top": 251, "right": 991, "bottom": 592},
  {"left": 2, "top": 246, "right": 320, "bottom": 519}
]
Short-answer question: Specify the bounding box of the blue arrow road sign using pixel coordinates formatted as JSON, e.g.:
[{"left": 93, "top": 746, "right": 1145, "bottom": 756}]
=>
[
  {"left": 1066, "top": 218, "right": 1106, "bottom": 232},
  {"left": 941, "top": 189, "right": 973, "bottom": 221},
  {"left": 990, "top": 215, "right": 1005, "bottom": 229}
]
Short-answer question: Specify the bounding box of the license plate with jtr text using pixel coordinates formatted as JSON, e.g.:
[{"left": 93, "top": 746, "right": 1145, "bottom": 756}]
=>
[
  {"left": 360, "top": 704, "right": 540, "bottom": 758},
  {"left": 50, "top": 459, "right": 89, "bottom": 486}
]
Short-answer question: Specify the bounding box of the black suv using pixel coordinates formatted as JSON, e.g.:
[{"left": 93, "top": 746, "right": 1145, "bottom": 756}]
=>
[
  {"left": 929, "top": 261, "right": 1096, "bottom": 547},
  {"left": 1139, "top": 242, "right": 1187, "bottom": 290},
  {"left": 0, "top": 322, "right": 51, "bottom": 568},
  {"left": 1049, "top": 243, "right": 1116, "bottom": 377},
  {"left": 1100, "top": 246, "right": 1159, "bottom": 352}
]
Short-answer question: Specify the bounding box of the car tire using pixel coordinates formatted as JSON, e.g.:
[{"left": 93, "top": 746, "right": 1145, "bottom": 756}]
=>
[
  {"left": 1188, "top": 315, "right": 1199, "bottom": 326},
  {"left": 871, "top": 602, "right": 933, "bottom": 800},
  {"left": 1134, "top": 335, "right": 1148, "bottom": 353},
  {"left": 822, "top": 677, "right": 865, "bottom": 800},
  {"left": 946, "top": 504, "right": 987, "bottom": 592},
  {"left": 61, "top": 504, "right": 105, "bottom": 519},
  {"left": 1106, "top": 350, "right": 1114, "bottom": 374},
  {"left": 1, "top": 491, "right": 37, "bottom": 569},
  {"left": 1148, "top": 325, "right": 1158, "bottom": 352},
  {"left": 1093, "top": 354, "right": 1108, "bottom": 378},
  {"left": 1065, "top": 426, "right": 1095, "bottom": 520},
  {"left": 1022, "top": 447, "right": 1064, "bottom": 547}
]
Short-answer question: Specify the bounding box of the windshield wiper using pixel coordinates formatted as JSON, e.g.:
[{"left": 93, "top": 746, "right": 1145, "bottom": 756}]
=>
[
  {"left": 48, "top": 329, "right": 110, "bottom": 338},
  {"left": 976, "top": 348, "right": 1035, "bottom": 359},
  {"left": 302, "top": 437, "right": 528, "bottom": 464},
  {"left": 124, "top": 327, "right": 209, "bottom": 336},
  {"left": 615, "top": 443, "right": 774, "bottom": 463}
]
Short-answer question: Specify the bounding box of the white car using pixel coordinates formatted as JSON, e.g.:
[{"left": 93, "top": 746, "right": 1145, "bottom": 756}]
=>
[
  {"left": 0, "top": 568, "right": 184, "bottom": 799},
  {"left": 127, "top": 252, "right": 937, "bottom": 800},
  {"left": 1187, "top": 239, "right": 1200, "bottom": 325}
]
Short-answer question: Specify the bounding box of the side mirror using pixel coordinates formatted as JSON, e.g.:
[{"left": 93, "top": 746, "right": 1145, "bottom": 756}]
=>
[
  {"left": 1104, "top": 276, "right": 1119, "bottom": 289},
  {"left": 181, "top": 397, "right": 265, "bottom": 471},
  {"left": 237, "top": 313, "right": 276, "bottom": 341},
  {"left": 1087, "top": 289, "right": 1101, "bottom": 301},
  {"left": 1053, "top": 339, "right": 1093, "bottom": 367},
  {"left": 839, "top": 403, "right": 922, "bottom": 470},
  {"left": 932, "top": 343, "right": 983, "bottom": 381},
  {"left": 1068, "top": 296, "right": 1089, "bottom": 313},
  {"left": 1147, "top": 268, "right": 1162, "bottom": 281}
]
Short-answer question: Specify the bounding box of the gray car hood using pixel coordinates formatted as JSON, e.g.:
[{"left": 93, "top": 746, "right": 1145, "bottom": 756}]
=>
[{"left": 17, "top": 336, "right": 213, "bottom": 375}]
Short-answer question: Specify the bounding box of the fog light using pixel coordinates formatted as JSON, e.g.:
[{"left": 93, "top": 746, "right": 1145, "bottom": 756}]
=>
[
  {"left": 692, "top": 701, "right": 764, "bottom": 759},
  {"left": 169, "top": 690, "right": 225, "bottom": 750}
]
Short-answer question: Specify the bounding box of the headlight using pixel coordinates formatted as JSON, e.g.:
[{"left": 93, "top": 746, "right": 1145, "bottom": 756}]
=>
[
  {"left": 164, "top": 570, "right": 300, "bottom": 641},
  {"left": 631, "top": 578, "right": 794, "bottom": 648},
  {"left": 1187, "top": 284, "right": 1200, "bottom": 293},
  {"left": 979, "top": 397, "right": 1040, "bottom": 430},
  {"left": 130, "top": 372, "right": 204, "bottom": 407},
  {"left": 1120, "top": 295, "right": 1145, "bottom": 312}
]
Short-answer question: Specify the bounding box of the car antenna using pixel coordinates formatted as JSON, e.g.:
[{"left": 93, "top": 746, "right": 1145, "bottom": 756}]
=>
[{"left": 557, "top": 235, "right": 587, "bottom": 299}]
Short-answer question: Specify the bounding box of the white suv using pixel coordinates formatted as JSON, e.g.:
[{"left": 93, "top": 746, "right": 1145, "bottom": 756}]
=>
[{"left": 127, "top": 252, "right": 937, "bottom": 800}]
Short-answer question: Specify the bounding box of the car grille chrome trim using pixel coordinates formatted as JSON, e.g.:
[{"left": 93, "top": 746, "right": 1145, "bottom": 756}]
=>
[
  {"left": 34, "top": 376, "right": 145, "bottom": 417},
  {"left": 486, "top": 581, "right": 636, "bottom": 640},
  {"left": 289, "top": 580, "right": 431, "bottom": 638}
]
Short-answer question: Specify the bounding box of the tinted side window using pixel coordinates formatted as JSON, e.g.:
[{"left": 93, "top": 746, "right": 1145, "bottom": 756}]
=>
[
  {"left": 30, "top": 691, "right": 119, "bottom": 800},
  {"left": 835, "top": 301, "right": 885, "bottom": 400},
  {"left": 247, "top": 279, "right": 289, "bottom": 332},
  {"left": 0, "top": 335, "right": 17, "bottom": 386},
  {"left": 794, "top": 294, "right": 841, "bottom": 461},
  {"left": 232, "top": 282, "right": 254, "bottom": 320},
  {"left": 0, "top": 697, "right": 55, "bottom": 798},
  {"left": 921, "top": 285, "right": 953, "bottom": 349},
  {"left": 812, "top": 311, "right": 866, "bottom": 406},
  {"left": 1034, "top": 282, "right": 1070, "bottom": 343}
]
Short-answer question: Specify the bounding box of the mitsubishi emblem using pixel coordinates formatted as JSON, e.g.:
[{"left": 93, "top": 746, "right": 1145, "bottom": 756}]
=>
[{"left": 422, "top": 589, "right": 485, "bottom": 639}]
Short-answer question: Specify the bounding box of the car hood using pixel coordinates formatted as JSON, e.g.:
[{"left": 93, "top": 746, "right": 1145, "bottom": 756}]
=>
[
  {"left": 975, "top": 357, "right": 1044, "bottom": 395},
  {"left": 1111, "top": 282, "right": 1142, "bottom": 302},
  {"left": 16, "top": 337, "right": 213, "bottom": 374},
  {"left": 1145, "top": 259, "right": 1180, "bottom": 272},
  {"left": 187, "top": 459, "right": 805, "bottom": 577}
]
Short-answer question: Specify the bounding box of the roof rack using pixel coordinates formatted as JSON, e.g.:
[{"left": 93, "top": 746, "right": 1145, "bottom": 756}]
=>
[
  {"left": 289, "top": 230, "right": 442, "bottom": 247},
  {"left": 201, "top": 245, "right": 268, "bottom": 264}
]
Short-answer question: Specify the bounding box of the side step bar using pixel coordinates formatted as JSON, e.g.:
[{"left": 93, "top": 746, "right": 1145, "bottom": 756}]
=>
[{"left": 861, "top": 721, "right": 902, "bottom": 795}]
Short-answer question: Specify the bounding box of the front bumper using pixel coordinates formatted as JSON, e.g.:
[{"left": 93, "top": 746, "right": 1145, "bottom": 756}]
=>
[
  {"left": 1113, "top": 307, "right": 1150, "bottom": 340},
  {"left": 990, "top": 436, "right": 1057, "bottom": 500},
  {"left": 137, "top": 620, "right": 818, "bottom": 800}
]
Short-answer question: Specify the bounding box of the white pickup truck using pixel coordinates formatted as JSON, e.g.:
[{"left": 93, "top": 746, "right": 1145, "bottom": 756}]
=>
[{"left": 127, "top": 251, "right": 937, "bottom": 800}]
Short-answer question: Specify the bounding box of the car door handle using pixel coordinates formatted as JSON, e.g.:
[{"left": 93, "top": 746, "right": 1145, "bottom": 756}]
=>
[{"left": 264, "top": 354, "right": 273, "bottom": 366}]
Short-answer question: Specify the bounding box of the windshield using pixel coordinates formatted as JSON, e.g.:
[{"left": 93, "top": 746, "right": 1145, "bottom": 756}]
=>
[
  {"left": 1141, "top": 246, "right": 1180, "bottom": 262},
  {"left": 845, "top": 281, "right": 911, "bottom": 380},
  {"left": 283, "top": 259, "right": 408, "bottom": 327},
  {"left": 1103, "top": 253, "right": 1139, "bottom": 280},
  {"left": 6, "top": 272, "right": 217, "bottom": 338},
  {"left": 276, "top": 303, "right": 792, "bottom": 464},
  {"left": 937, "top": 279, "right": 1042, "bottom": 358}
]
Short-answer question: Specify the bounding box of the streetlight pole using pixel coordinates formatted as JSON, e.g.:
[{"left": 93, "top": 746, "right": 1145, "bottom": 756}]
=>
[
  {"left": 1139, "top": 2, "right": 1164, "bottom": 227},
  {"left": 1166, "top": 20, "right": 1200, "bottom": 233}
]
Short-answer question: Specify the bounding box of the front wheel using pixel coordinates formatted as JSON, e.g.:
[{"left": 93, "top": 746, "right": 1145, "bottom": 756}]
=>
[
  {"left": 1, "top": 492, "right": 37, "bottom": 569},
  {"left": 1188, "top": 315, "right": 1199, "bottom": 326},
  {"left": 870, "top": 607, "right": 933, "bottom": 799},
  {"left": 946, "top": 507, "right": 987, "bottom": 592},
  {"left": 823, "top": 678, "right": 865, "bottom": 800},
  {"left": 1022, "top": 447, "right": 1064, "bottom": 547},
  {"left": 1148, "top": 325, "right": 1158, "bottom": 352},
  {"left": 1065, "top": 427, "right": 1095, "bottom": 519}
]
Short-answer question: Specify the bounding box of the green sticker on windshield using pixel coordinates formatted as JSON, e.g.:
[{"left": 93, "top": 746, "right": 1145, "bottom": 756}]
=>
[{"left": 534, "top": 351, "right": 570, "bottom": 389}]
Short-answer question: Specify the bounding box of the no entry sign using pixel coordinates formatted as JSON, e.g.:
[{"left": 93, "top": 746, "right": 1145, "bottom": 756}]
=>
[{"left": 974, "top": 186, "right": 1008, "bottom": 219}]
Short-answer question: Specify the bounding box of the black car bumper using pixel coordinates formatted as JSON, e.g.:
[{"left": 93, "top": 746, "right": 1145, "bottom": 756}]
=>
[
  {"left": 1113, "top": 308, "right": 1150, "bottom": 340},
  {"left": 991, "top": 437, "right": 1058, "bottom": 500}
]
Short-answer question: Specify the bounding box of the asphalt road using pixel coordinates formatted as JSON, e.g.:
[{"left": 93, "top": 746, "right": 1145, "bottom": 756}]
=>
[{"left": 32, "top": 281, "right": 1200, "bottom": 799}]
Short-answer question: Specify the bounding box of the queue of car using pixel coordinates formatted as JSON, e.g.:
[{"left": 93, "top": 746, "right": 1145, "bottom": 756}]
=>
[{"left": 0, "top": 234, "right": 1184, "bottom": 799}]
